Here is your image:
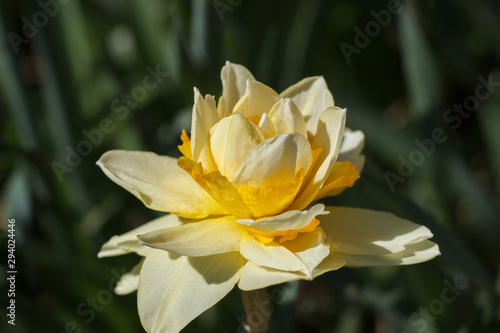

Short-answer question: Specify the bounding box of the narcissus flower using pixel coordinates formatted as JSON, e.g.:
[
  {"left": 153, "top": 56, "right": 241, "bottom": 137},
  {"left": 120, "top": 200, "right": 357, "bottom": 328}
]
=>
[{"left": 97, "top": 62, "right": 439, "bottom": 333}]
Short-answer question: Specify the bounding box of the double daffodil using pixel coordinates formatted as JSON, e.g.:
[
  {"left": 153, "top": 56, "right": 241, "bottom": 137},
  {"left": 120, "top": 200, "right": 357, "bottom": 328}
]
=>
[{"left": 97, "top": 62, "right": 439, "bottom": 333}]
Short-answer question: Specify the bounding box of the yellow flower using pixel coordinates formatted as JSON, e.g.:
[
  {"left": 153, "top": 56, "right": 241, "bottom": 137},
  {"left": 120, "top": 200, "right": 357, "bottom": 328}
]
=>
[{"left": 97, "top": 62, "right": 439, "bottom": 333}]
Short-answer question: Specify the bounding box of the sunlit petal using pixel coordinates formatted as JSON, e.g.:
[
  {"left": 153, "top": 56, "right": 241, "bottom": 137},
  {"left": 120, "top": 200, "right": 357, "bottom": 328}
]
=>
[
  {"left": 191, "top": 88, "right": 219, "bottom": 171},
  {"left": 219, "top": 61, "right": 255, "bottom": 118},
  {"left": 289, "top": 107, "right": 346, "bottom": 210},
  {"left": 321, "top": 207, "right": 434, "bottom": 255},
  {"left": 210, "top": 112, "right": 264, "bottom": 180},
  {"left": 138, "top": 215, "right": 244, "bottom": 256},
  {"left": 332, "top": 240, "right": 440, "bottom": 266},
  {"left": 97, "top": 151, "right": 225, "bottom": 218},
  {"left": 238, "top": 261, "right": 305, "bottom": 291},
  {"left": 233, "top": 133, "right": 312, "bottom": 187},
  {"left": 138, "top": 250, "right": 245, "bottom": 333},
  {"left": 239, "top": 232, "right": 308, "bottom": 272},
  {"left": 98, "top": 214, "right": 183, "bottom": 258},
  {"left": 279, "top": 76, "right": 334, "bottom": 137}
]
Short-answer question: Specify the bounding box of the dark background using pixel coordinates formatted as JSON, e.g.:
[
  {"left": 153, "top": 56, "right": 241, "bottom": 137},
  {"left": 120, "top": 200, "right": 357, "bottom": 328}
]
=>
[{"left": 1, "top": 0, "right": 499, "bottom": 332}]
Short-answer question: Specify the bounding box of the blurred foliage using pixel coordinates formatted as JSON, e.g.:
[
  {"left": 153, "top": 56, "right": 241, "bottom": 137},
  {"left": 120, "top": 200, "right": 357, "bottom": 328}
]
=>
[{"left": 1, "top": 0, "right": 500, "bottom": 332}]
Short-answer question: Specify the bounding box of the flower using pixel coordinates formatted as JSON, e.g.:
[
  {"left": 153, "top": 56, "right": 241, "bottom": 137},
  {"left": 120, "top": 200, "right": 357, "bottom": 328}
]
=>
[{"left": 97, "top": 62, "right": 440, "bottom": 333}]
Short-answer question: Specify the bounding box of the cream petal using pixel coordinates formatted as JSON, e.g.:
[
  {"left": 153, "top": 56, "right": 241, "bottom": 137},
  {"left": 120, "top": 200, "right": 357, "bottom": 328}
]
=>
[
  {"left": 288, "top": 107, "right": 346, "bottom": 211},
  {"left": 98, "top": 214, "right": 183, "bottom": 258},
  {"left": 279, "top": 76, "right": 334, "bottom": 137},
  {"left": 332, "top": 240, "right": 440, "bottom": 266},
  {"left": 232, "top": 133, "right": 312, "bottom": 187},
  {"left": 238, "top": 261, "right": 305, "bottom": 291},
  {"left": 138, "top": 216, "right": 245, "bottom": 257},
  {"left": 268, "top": 98, "right": 307, "bottom": 137},
  {"left": 258, "top": 113, "right": 276, "bottom": 139},
  {"left": 115, "top": 260, "right": 143, "bottom": 295},
  {"left": 238, "top": 80, "right": 280, "bottom": 119},
  {"left": 97, "top": 151, "right": 225, "bottom": 218},
  {"left": 220, "top": 61, "right": 255, "bottom": 118},
  {"left": 209, "top": 112, "right": 264, "bottom": 180},
  {"left": 191, "top": 88, "right": 219, "bottom": 171},
  {"left": 232, "top": 93, "right": 249, "bottom": 115},
  {"left": 239, "top": 232, "right": 308, "bottom": 272},
  {"left": 282, "top": 228, "right": 330, "bottom": 277},
  {"left": 320, "top": 207, "right": 435, "bottom": 255},
  {"left": 138, "top": 249, "right": 245, "bottom": 333},
  {"left": 237, "top": 204, "right": 326, "bottom": 233},
  {"left": 311, "top": 257, "right": 346, "bottom": 278},
  {"left": 338, "top": 129, "right": 366, "bottom": 172}
]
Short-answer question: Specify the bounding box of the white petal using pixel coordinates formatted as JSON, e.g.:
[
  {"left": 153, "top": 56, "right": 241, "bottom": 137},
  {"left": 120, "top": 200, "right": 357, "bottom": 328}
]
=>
[
  {"left": 138, "top": 249, "right": 245, "bottom": 333},
  {"left": 279, "top": 76, "right": 334, "bottom": 136},
  {"left": 320, "top": 207, "right": 435, "bottom": 255},
  {"left": 337, "top": 129, "right": 365, "bottom": 172},
  {"left": 239, "top": 232, "right": 308, "bottom": 272},
  {"left": 138, "top": 215, "right": 244, "bottom": 256},
  {"left": 191, "top": 88, "right": 219, "bottom": 170},
  {"left": 282, "top": 228, "right": 330, "bottom": 277},
  {"left": 98, "top": 214, "right": 183, "bottom": 258},
  {"left": 220, "top": 62, "right": 255, "bottom": 118},
  {"left": 97, "top": 151, "right": 225, "bottom": 218},
  {"left": 239, "top": 80, "right": 280, "bottom": 119},
  {"left": 311, "top": 257, "right": 346, "bottom": 278},
  {"left": 268, "top": 98, "right": 307, "bottom": 137},
  {"left": 258, "top": 113, "right": 276, "bottom": 139},
  {"left": 238, "top": 261, "right": 305, "bottom": 291},
  {"left": 115, "top": 260, "right": 143, "bottom": 295},
  {"left": 332, "top": 240, "right": 440, "bottom": 266}
]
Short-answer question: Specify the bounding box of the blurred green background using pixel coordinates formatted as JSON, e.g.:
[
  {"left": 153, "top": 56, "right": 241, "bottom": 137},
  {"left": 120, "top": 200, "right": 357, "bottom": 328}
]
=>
[{"left": 1, "top": 0, "right": 500, "bottom": 332}]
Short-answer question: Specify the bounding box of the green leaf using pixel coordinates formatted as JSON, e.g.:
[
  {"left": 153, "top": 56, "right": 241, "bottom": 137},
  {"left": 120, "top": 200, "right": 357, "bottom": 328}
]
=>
[{"left": 398, "top": 4, "right": 441, "bottom": 118}]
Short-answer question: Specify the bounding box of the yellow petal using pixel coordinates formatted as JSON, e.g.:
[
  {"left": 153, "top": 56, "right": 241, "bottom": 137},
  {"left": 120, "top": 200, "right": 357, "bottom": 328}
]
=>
[
  {"left": 233, "top": 133, "right": 312, "bottom": 187},
  {"left": 239, "top": 232, "right": 309, "bottom": 272},
  {"left": 138, "top": 216, "right": 245, "bottom": 256},
  {"left": 288, "top": 107, "right": 346, "bottom": 211},
  {"left": 178, "top": 129, "right": 192, "bottom": 159},
  {"left": 97, "top": 150, "right": 225, "bottom": 218},
  {"left": 115, "top": 260, "right": 143, "bottom": 295},
  {"left": 238, "top": 80, "right": 280, "bottom": 119},
  {"left": 220, "top": 61, "right": 255, "bottom": 118},
  {"left": 238, "top": 261, "right": 305, "bottom": 291},
  {"left": 338, "top": 129, "right": 365, "bottom": 172},
  {"left": 314, "top": 161, "right": 360, "bottom": 200},
  {"left": 178, "top": 157, "right": 251, "bottom": 218},
  {"left": 237, "top": 175, "right": 304, "bottom": 218},
  {"left": 332, "top": 240, "right": 440, "bottom": 266},
  {"left": 282, "top": 228, "right": 330, "bottom": 276},
  {"left": 237, "top": 204, "right": 326, "bottom": 233},
  {"left": 191, "top": 88, "right": 219, "bottom": 171},
  {"left": 279, "top": 76, "right": 334, "bottom": 137},
  {"left": 138, "top": 249, "right": 245, "bottom": 333},
  {"left": 98, "top": 214, "right": 183, "bottom": 258},
  {"left": 268, "top": 98, "right": 307, "bottom": 137},
  {"left": 210, "top": 112, "right": 264, "bottom": 180},
  {"left": 320, "top": 207, "right": 435, "bottom": 255}
]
